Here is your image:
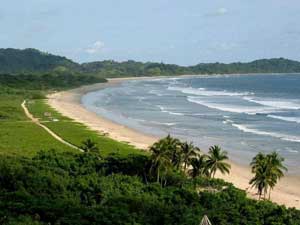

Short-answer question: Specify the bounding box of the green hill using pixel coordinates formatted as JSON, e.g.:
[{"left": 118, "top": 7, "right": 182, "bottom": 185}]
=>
[
  {"left": 0, "top": 48, "right": 80, "bottom": 73},
  {"left": 1, "top": 48, "right": 300, "bottom": 77}
]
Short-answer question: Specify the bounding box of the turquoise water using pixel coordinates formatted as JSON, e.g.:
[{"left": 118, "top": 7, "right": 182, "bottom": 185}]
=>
[{"left": 82, "top": 74, "right": 300, "bottom": 173}]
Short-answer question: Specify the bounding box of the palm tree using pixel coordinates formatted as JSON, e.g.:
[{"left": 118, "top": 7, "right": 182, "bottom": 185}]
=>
[
  {"left": 206, "top": 145, "right": 231, "bottom": 178},
  {"left": 250, "top": 152, "right": 266, "bottom": 173},
  {"left": 160, "top": 135, "right": 181, "bottom": 169},
  {"left": 181, "top": 141, "right": 201, "bottom": 171},
  {"left": 249, "top": 158, "right": 269, "bottom": 200},
  {"left": 249, "top": 152, "right": 287, "bottom": 200},
  {"left": 188, "top": 154, "right": 209, "bottom": 178},
  {"left": 149, "top": 135, "right": 176, "bottom": 183},
  {"left": 81, "top": 139, "right": 99, "bottom": 153},
  {"left": 266, "top": 152, "right": 287, "bottom": 199}
]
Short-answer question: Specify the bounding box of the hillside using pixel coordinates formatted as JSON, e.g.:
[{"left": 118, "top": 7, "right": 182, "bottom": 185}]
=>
[
  {"left": 1, "top": 48, "right": 300, "bottom": 77},
  {"left": 0, "top": 48, "right": 80, "bottom": 73}
]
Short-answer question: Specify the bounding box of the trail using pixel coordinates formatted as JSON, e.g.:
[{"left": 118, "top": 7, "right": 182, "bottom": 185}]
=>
[{"left": 21, "top": 100, "right": 83, "bottom": 152}]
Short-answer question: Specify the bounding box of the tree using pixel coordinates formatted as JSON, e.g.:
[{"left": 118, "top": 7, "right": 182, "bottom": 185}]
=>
[
  {"left": 206, "top": 145, "right": 231, "bottom": 178},
  {"left": 250, "top": 152, "right": 287, "bottom": 200},
  {"left": 249, "top": 157, "right": 270, "bottom": 200},
  {"left": 81, "top": 139, "right": 99, "bottom": 153},
  {"left": 266, "top": 152, "right": 287, "bottom": 199},
  {"left": 250, "top": 152, "right": 266, "bottom": 173},
  {"left": 180, "top": 141, "right": 200, "bottom": 171},
  {"left": 149, "top": 136, "right": 175, "bottom": 184},
  {"left": 188, "top": 154, "right": 209, "bottom": 178}
]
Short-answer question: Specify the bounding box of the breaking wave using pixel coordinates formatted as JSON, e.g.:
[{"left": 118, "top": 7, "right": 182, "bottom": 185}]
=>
[
  {"left": 267, "top": 115, "right": 300, "bottom": 124},
  {"left": 168, "top": 86, "right": 253, "bottom": 96},
  {"left": 230, "top": 123, "right": 300, "bottom": 143},
  {"left": 243, "top": 97, "right": 300, "bottom": 110},
  {"left": 157, "top": 105, "right": 184, "bottom": 116},
  {"left": 187, "top": 96, "right": 277, "bottom": 115}
]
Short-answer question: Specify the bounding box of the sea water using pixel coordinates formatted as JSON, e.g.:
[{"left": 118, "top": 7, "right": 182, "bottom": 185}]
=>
[{"left": 82, "top": 74, "right": 300, "bottom": 173}]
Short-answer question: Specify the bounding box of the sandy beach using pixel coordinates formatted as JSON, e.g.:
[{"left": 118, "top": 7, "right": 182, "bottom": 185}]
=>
[{"left": 48, "top": 77, "right": 300, "bottom": 209}]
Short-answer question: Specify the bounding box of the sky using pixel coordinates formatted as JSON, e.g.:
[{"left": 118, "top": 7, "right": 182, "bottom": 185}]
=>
[{"left": 0, "top": 0, "right": 300, "bottom": 65}]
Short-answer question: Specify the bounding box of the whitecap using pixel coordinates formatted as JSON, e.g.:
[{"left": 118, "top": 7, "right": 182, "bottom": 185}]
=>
[
  {"left": 288, "top": 149, "right": 299, "bottom": 153},
  {"left": 148, "top": 90, "right": 163, "bottom": 96},
  {"left": 267, "top": 115, "right": 300, "bottom": 124},
  {"left": 157, "top": 105, "right": 184, "bottom": 116},
  {"left": 243, "top": 97, "right": 300, "bottom": 110},
  {"left": 168, "top": 86, "right": 252, "bottom": 97},
  {"left": 223, "top": 119, "right": 234, "bottom": 124},
  {"left": 231, "top": 123, "right": 300, "bottom": 143},
  {"left": 187, "top": 96, "right": 277, "bottom": 115},
  {"left": 149, "top": 121, "right": 177, "bottom": 126}
]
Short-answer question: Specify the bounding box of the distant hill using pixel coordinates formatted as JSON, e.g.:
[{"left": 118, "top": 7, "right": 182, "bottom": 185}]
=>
[
  {"left": 190, "top": 58, "right": 300, "bottom": 74},
  {"left": 1, "top": 48, "right": 300, "bottom": 77},
  {"left": 0, "top": 48, "right": 80, "bottom": 73},
  {"left": 82, "top": 58, "right": 300, "bottom": 77}
]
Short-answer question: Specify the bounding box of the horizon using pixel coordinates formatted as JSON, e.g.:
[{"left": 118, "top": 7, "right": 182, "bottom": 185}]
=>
[{"left": 1, "top": 1, "right": 300, "bottom": 65}]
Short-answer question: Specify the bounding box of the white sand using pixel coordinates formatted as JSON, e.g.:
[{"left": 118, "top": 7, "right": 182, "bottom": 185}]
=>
[{"left": 47, "top": 78, "right": 300, "bottom": 209}]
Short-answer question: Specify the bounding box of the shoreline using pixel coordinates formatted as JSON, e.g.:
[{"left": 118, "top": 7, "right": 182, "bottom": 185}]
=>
[{"left": 47, "top": 77, "right": 300, "bottom": 209}]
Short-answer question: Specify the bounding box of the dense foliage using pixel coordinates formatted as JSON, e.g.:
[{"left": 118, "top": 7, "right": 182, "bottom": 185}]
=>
[
  {"left": 0, "top": 48, "right": 79, "bottom": 73},
  {"left": 0, "top": 149, "right": 299, "bottom": 225},
  {"left": 1, "top": 48, "right": 300, "bottom": 78},
  {"left": 0, "top": 73, "right": 106, "bottom": 91},
  {"left": 81, "top": 58, "right": 300, "bottom": 78}
]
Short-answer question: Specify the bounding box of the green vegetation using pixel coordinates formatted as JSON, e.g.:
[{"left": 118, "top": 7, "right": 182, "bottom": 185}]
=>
[
  {"left": 0, "top": 137, "right": 299, "bottom": 225},
  {"left": 0, "top": 95, "right": 74, "bottom": 156},
  {"left": 206, "top": 145, "right": 231, "bottom": 178},
  {"left": 81, "top": 58, "right": 300, "bottom": 78},
  {"left": 0, "top": 73, "right": 106, "bottom": 92},
  {"left": 0, "top": 48, "right": 79, "bottom": 73},
  {"left": 149, "top": 136, "right": 230, "bottom": 186},
  {"left": 250, "top": 152, "right": 288, "bottom": 200},
  {"left": 1, "top": 48, "right": 299, "bottom": 224},
  {"left": 0, "top": 66, "right": 107, "bottom": 157},
  {"left": 1, "top": 48, "right": 300, "bottom": 78},
  {"left": 26, "top": 99, "right": 144, "bottom": 157}
]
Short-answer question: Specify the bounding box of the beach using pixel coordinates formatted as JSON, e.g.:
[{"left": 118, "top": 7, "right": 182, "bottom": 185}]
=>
[{"left": 48, "top": 77, "right": 300, "bottom": 209}]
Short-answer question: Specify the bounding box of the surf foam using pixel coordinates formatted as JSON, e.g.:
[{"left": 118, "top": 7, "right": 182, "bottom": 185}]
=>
[
  {"left": 231, "top": 123, "right": 300, "bottom": 143},
  {"left": 244, "top": 97, "right": 300, "bottom": 110},
  {"left": 267, "top": 115, "right": 300, "bottom": 124},
  {"left": 168, "top": 86, "right": 252, "bottom": 97},
  {"left": 187, "top": 96, "right": 277, "bottom": 115}
]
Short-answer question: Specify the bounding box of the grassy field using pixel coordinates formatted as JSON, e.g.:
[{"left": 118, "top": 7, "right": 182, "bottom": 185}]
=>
[
  {"left": 0, "top": 96, "right": 74, "bottom": 156},
  {"left": 0, "top": 94, "right": 145, "bottom": 157},
  {"left": 26, "top": 99, "right": 146, "bottom": 156}
]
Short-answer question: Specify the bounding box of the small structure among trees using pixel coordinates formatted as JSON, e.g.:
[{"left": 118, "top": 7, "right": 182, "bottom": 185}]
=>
[{"left": 200, "top": 215, "right": 212, "bottom": 225}]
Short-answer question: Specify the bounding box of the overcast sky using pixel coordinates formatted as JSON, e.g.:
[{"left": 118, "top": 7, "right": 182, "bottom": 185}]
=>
[{"left": 1, "top": 0, "right": 300, "bottom": 65}]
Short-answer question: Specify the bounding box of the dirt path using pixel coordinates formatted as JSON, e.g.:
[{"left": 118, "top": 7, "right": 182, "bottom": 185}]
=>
[{"left": 21, "top": 100, "right": 83, "bottom": 152}]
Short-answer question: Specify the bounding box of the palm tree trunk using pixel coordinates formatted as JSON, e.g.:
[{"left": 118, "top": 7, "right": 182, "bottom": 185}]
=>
[{"left": 212, "top": 170, "right": 216, "bottom": 178}]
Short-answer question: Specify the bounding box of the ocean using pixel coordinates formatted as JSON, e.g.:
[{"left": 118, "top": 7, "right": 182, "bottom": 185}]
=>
[{"left": 82, "top": 74, "right": 300, "bottom": 173}]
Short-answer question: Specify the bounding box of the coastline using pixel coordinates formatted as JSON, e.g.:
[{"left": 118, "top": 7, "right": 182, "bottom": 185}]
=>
[
  {"left": 47, "top": 77, "right": 300, "bottom": 209},
  {"left": 48, "top": 77, "right": 159, "bottom": 150}
]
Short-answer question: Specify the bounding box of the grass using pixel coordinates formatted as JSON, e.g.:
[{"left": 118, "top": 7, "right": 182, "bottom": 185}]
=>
[
  {"left": 0, "top": 92, "right": 146, "bottom": 157},
  {"left": 0, "top": 96, "right": 74, "bottom": 156},
  {"left": 26, "top": 99, "right": 146, "bottom": 157}
]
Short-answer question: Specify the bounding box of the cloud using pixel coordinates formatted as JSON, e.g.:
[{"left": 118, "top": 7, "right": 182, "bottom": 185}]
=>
[
  {"left": 217, "top": 8, "right": 228, "bottom": 15},
  {"left": 85, "top": 41, "right": 105, "bottom": 54},
  {"left": 205, "top": 7, "right": 228, "bottom": 17}
]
